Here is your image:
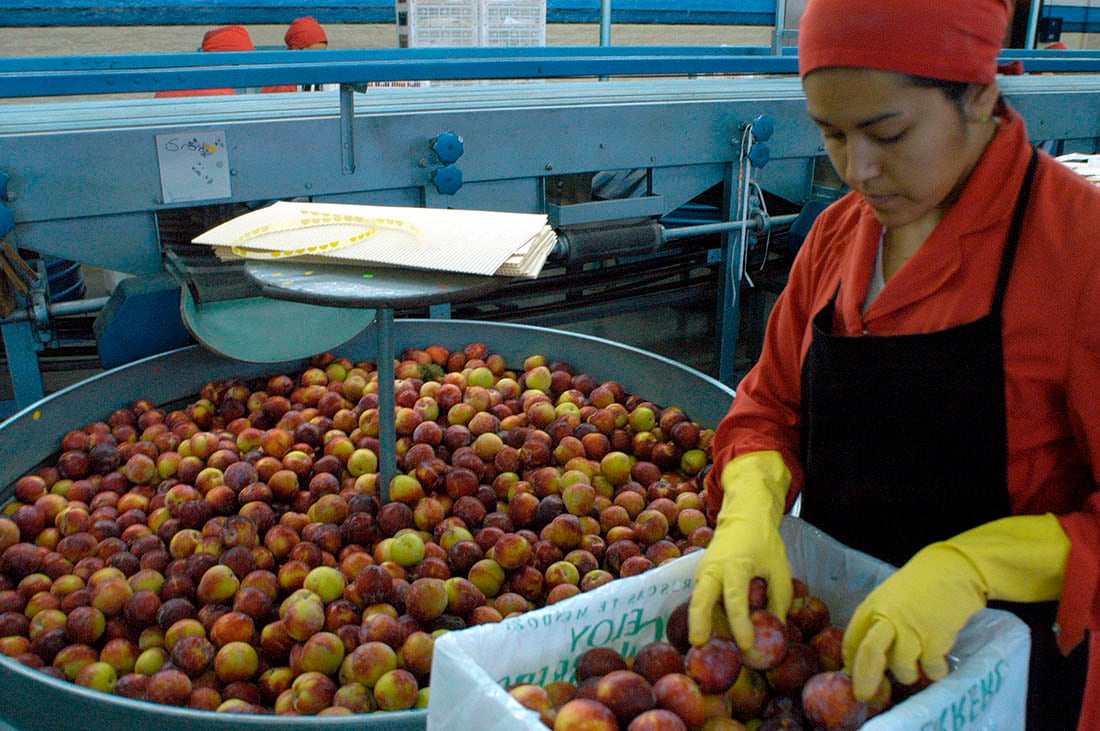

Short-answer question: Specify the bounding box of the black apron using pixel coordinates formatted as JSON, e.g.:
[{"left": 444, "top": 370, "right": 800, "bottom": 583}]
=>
[{"left": 799, "top": 150, "right": 1085, "bottom": 729}]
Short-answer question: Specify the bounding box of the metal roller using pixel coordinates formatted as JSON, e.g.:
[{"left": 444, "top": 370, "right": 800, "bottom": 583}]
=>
[{"left": 553, "top": 218, "right": 665, "bottom": 264}]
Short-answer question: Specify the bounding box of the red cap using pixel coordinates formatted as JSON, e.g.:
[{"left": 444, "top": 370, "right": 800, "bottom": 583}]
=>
[
  {"left": 1046, "top": 42, "right": 1069, "bottom": 50},
  {"left": 285, "top": 16, "right": 328, "bottom": 50},
  {"left": 798, "top": 0, "right": 1011, "bottom": 84},
  {"left": 202, "top": 25, "right": 255, "bottom": 53}
]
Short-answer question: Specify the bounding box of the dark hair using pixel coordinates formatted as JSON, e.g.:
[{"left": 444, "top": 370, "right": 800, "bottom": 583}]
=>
[{"left": 905, "top": 75, "right": 972, "bottom": 113}]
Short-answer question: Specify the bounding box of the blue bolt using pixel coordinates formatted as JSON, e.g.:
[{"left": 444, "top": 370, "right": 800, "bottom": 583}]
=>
[
  {"left": 432, "top": 165, "right": 463, "bottom": 195},
  {"left": 752, "top": 114, "right": 774, "bottom": 142},
  {"left": 431, "top": 131, "right": 465, "bottom": 164},
  {"left": 748, "top": 143, "right": 771, "bottom": 169}
]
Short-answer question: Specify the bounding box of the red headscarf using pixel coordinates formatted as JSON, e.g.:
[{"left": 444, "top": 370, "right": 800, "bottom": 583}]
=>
[
  {"left": 202, "top": 25, "right": 255, "bottom": 53},
  {"left": 285, "top": 17, "right": 328, "bottom": 50},
  {"left": 154, "top": 25, "right": 252, "bottom": 96},
  {"left": 798, "top": 0, "right": 1011, "bottom": 84}
]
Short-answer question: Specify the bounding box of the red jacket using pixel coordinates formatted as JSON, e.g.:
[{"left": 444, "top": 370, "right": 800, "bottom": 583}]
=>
[{"left": 706, "top": 102, "right": 1100, "bottom": 728}]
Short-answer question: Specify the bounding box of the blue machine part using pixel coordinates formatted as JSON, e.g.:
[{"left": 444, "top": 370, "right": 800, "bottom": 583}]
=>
[
  {"left": 431, "top": 131, "right": 465, "bottom": 165},
  {"left": 93, "top": 272, "right": 193, "bottom": 368},
  {"left": 751, "top": 114, "right": 775, "bottom": 142},
  {"left": 747, "top": 143, "right": 771, "bottom": 169},
  {"left": 786, "top": 198, "right": 831, "bottom": 256},
  {"left": 431, "top": 165, "right": 463, "bottom": 195},
  {"left": 45, "top": 259, "right": 85, "bottom": 303}
]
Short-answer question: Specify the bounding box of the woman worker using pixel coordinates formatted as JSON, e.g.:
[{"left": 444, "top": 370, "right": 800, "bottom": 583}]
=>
[
  {"left": 260, "top": 17, "right": 331, "bottom": 94},
  {"left": 687, "top": 0, "right": 1100, "bottom": 728},
  {"left": 285, "top": 16, "right": 330, "bottom": 51},
  {"left": 153, "top": 25, "right": 255, "bottom": 98},
  {"left": 283, "top": 17, "right": 338, "bottom": 92}
]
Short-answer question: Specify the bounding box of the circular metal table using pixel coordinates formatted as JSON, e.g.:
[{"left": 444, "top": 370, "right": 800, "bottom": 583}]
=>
[{"left": 244, "top": 259, "right": 507, "bottom": 498}]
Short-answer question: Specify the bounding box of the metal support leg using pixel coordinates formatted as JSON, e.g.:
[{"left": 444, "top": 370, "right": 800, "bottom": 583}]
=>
[
  {"left": 376, "top": 307, "right": 396, "bottom": 502},
  {"left": 772, "top": 0, "right": 788, "bottom": 56},
  {"left": 716, "top": 156, "right": 744, "bottom": 387},
  {"left": 717, "top": 240, "right": 744, "bottom": 387},
  {"left": 0, "top": 320, "right": 44, "bottom": 418},
  {"left": 339, "top": 85, "right": 356, "bottom": 175}
]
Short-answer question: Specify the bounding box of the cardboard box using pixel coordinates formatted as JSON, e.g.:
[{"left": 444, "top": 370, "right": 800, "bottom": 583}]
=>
[{"left": 429, "top": 516, "right": 1030, "bottom": 730}]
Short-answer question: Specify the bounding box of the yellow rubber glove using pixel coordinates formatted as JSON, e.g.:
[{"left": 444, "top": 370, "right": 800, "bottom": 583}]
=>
[
  {"left": 688, "top": 450, "right": 793, "bottom": 651},
  {"left": 843, "top": 513, "right": 1070, "bottom": 701}
]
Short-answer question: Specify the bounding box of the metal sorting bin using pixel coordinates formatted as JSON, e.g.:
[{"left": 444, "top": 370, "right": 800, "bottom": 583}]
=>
[{"left": 0, "top": 319, "right": 736, "bottom": 731}]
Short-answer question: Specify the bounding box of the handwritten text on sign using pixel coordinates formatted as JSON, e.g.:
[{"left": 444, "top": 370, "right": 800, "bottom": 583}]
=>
[{"left": 155, "top": 130, "right": 231, "bottom": 204}]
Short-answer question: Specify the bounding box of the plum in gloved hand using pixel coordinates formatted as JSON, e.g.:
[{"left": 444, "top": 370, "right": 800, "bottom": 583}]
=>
[
  {"left": 843, "top": 513, "right": 1070, "bottom": 701},
  {"left": 688, "top": 450, "right": 793, "bottom": 652}
]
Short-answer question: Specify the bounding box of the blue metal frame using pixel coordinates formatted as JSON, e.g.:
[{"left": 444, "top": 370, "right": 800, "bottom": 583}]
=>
[
  {"left": 0, "top": 46, "right": 800, "bottom": 97},
  {"left": 2, "top": 0, "right": 778, "bottom": 27},
  {"left": 6, "top": 46, "right": 1100, "bottom": 99},
  {"left": 1042, "top": 4, "right": 1100, "bottom": 35},
  {"left": 4, "top": 1, "right": 1098, "bottom": 36}
]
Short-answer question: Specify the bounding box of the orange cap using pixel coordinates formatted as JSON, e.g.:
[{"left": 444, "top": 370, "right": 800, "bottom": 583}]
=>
[
  {"left": 285, "top": 16, "right": 328, "bottom": 50},
  {"left": 202, "top": 25, "right": 255, "bottom": 52},
  {"left": 798, "top": 0, "right": 1010, "bottom": 84}
]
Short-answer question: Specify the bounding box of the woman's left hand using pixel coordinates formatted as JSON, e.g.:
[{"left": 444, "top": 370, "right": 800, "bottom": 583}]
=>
[
  {"left": 843, "top": 541, "right": 985, "bottom": 699},
  {"left": 843, "top": 514, "right": 1070, "bottom": 700}
]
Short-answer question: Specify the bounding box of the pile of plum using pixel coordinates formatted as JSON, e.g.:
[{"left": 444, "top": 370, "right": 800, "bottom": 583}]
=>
[
  {"left": 514, "top": 582, "right": 921, "bottom": 730},
  {"left": 0, "top": 343, "right": 721, "bottom": 717}
]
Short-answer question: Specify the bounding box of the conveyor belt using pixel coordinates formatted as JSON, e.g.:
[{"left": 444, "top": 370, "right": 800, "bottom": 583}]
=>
[{"left": 6, "top": 73, "right": 1100, "bottom": 134}]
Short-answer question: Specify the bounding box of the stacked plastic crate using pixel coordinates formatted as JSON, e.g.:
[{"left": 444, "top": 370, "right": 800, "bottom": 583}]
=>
[
  {"left": 395, "top": 0, "right": 478, "bottom": 48},
  {"left": 394, "top": 0, "right": 544, "bottom": 48},
  {"left": 394, "top": 0, "right": 544, "bottom": 86},
  {"left": 480, "top": 0, "right": 546, "bottom": 47}
]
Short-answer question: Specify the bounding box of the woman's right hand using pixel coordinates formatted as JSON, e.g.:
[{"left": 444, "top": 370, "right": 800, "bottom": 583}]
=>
[{"left": 687, "top": 450, "right": 793, "bottom": 651}]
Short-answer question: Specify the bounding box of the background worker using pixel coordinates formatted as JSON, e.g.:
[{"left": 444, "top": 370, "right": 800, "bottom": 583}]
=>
[
  {"left": 687, "top": 0, "right": 1100, "bottom": 729},
  {"left": 282, "top": 16, "right": 337, "bottom": 92},
  {"left": 154, "top": 25, "right": 254, "bottom": 98},
  {"left": 254, "top": 17, "right": 327, "bottom": 93},
  {"left": 261, "top": 16, "right": 331, "bottom": 93},
  {"left": 285, "top": 16, "right": 329, "bottom": 51}
]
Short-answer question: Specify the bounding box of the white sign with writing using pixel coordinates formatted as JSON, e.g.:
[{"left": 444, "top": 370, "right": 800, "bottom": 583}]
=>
[{"left": 155, "top": 130, "right": 231, "bottom": 204}]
